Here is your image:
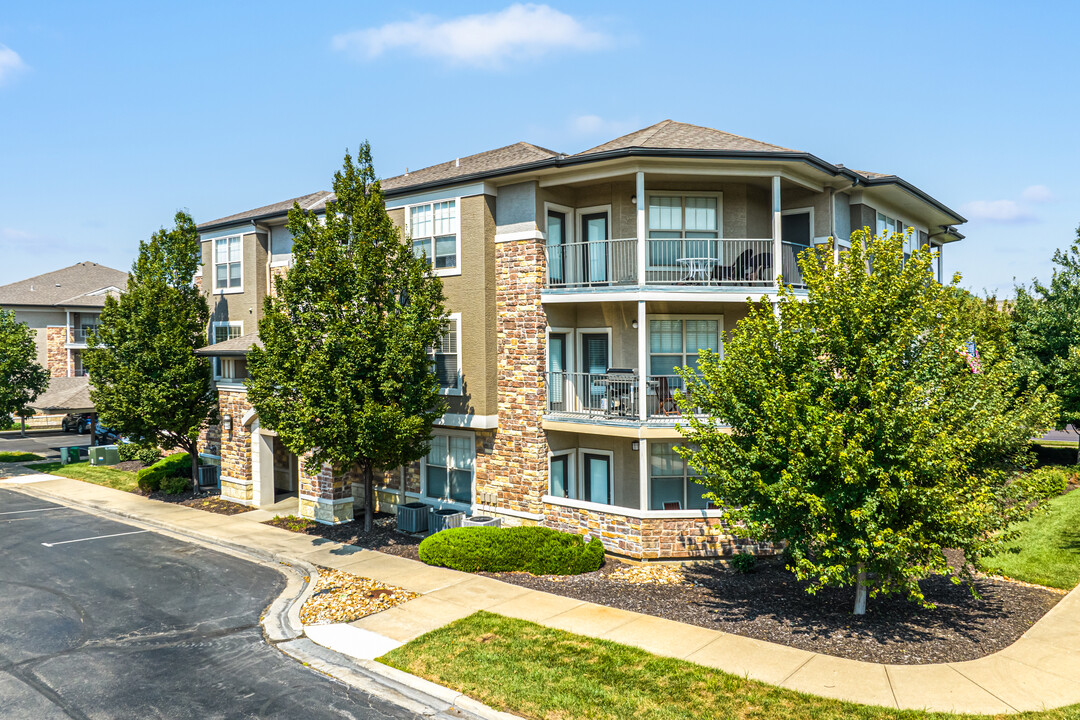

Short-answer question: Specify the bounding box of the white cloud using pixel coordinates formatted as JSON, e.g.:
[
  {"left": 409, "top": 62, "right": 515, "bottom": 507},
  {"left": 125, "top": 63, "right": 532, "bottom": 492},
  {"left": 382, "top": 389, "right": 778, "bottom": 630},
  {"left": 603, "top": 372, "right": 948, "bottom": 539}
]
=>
[
  {"left": 0, "top": 44, "right": 26, "bottom": 85},
  {"left": 1020, "top": 184, "right": 1054, "bottom": 203},
  {"left": 332, "top": 4, "right": 610, "bottom": 68},
  {"left": 960, "top": 199, "right": 1035, "bottom": 224}
]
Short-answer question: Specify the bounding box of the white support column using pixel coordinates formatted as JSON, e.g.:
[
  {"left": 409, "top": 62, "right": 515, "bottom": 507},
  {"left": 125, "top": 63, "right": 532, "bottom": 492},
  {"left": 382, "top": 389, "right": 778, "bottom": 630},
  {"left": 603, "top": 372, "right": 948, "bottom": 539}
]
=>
[
  {"left": 253, "top": 424, "right": 275, "bottom": 508},
  {"left": 65, "top": 309, "right": 72, "bottom": 377},
  {"left": 772, "top": 175, "right": 783, "bottom": 287},
  {"left": 637, "top": 299, "right": 647, "bottom": 423},
  {"left": 638, "top": 437, "right": 649, "bottom": 512},
  {"left": 636, "top": 171, "right": 646, "bottom": 287}
]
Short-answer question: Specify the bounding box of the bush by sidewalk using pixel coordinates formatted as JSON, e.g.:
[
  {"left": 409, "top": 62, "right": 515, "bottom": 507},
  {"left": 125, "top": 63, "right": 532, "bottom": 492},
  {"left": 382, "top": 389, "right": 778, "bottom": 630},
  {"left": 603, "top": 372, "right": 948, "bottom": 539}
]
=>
[
  {"left": 419, "top": 526, "right": 604, "bottom": 575},
  {"left": 136, "top": 453, "right": 192, "bottom": 494}
]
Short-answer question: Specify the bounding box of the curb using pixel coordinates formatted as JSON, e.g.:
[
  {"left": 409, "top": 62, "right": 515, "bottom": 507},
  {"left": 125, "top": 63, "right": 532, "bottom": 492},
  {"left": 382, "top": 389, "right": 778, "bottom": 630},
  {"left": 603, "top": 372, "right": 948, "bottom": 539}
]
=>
[{"left": 6, "top": 481, "right": 522, "bottom": 720}]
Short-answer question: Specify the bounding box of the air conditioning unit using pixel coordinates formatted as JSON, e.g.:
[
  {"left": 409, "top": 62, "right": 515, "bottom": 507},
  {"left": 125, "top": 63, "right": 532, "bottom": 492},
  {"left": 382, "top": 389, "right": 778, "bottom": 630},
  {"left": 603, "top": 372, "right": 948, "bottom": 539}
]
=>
[
  {"left": 430, "top": 508, "right": 465, "bottom": 533},
  {"left": 463, "top": 515, "right": 502, "bottom": 529},
  {"left": 197, "top": 464, "right": 220, "bottom": 488},
  {"left": 396, "top": 502, "right": 429, "bottom": 533},
  {"left": 88, "top": 445, "right": 119, "bottom": 466}
]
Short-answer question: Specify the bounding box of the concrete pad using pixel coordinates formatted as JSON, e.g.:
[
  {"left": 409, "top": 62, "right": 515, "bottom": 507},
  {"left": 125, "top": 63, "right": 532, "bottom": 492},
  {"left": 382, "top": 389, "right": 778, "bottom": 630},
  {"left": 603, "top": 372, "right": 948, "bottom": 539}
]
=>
[
  {"left": 0, "top": 473, "right": 65, "bottom": 484},
  {"left": 305, "top": 623, "right": 402, "bottom": 661},
  {"left": 1000, "top": 636, "right": 1080, "bottom": 682},
  {"left": 599, "top": 614, "right": 720, "bottom": 660},
  {"left": 372, "top": 563, "right": 470, "bottom": 594},
  {"left": 684, "top": 633, "right": 814, "bottom": 686},
  {"left": 781, "top": 654, "right": 896, "bottom": 708},
  {"left": 425, "top": 576, "right": 531, "bottom": 609},
  {"left": 1018, "top": 612, "right": 1080, "bottom": 652},
  {"left": 485, "top": 590, "right": 585, "bottom": 624},
  {"left": 292, "top": 544, "right": 381, "bottom": 568},
  {"left": 886, "top": 663, "right": 1014, "bottom": 714},
  {"left": 950, "top": 654, "right": 1080, "bottom": 712},
  {"left": 349, "top": 595, "right": 474, "bottom": 643},
  {"left": 542, "top": 603, "right": 640, "bottom": 637},
  {"left": 332, "top": 553, "right": 427, "bottom": 580}
]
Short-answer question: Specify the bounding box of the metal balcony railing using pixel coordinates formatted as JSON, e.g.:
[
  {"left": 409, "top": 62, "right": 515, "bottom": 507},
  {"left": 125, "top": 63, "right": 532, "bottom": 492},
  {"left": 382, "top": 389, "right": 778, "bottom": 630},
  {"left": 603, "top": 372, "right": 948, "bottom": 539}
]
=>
[
  {"left": 545, "top": 371, "right": 706, "bottom": 421},
  {"left": 543, "top": 238, "right": 637, "bottom": 289},
  {"left": 68, "top": 326, "right": 98, "bottom": 343}
]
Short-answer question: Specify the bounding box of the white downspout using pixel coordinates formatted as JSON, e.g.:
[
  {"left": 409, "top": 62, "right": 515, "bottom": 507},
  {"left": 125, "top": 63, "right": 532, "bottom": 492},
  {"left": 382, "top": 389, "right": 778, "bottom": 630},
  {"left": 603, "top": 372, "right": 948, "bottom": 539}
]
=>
[{"left": 772, "top": 176, "right": 783, "bottom": 287}]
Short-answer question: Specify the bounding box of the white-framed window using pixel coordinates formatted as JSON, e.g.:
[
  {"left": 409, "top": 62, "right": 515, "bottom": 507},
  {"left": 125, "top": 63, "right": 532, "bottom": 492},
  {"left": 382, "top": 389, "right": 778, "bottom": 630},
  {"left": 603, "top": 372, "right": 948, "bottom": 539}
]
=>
[
  {"left": 548, "top": 449, "right": 577, "bottom": 499},
  {"left": 214, "top": 235, "right": 243, "bottom": 291},
  {"left": 649, "top": 442, "right": 710, "bottom": 510},
  {"left": 648, "top": 193, "right": 722, "bottom": 266},
  {"left": 431, "top": 313, "right": 462, "bottom": 395},
  {"left": 210, "top": 321, "right": 243, "bottom": 379},
  {"left": 575, "top": 448, "right": 613, "bottom": 506},
  {"left": 649, "top": 316, "right": 721, "bottom": 381},
  {"left": 423, "top": 430, "right": 474, "bottom": 504},
  {"left": 407, "top": 199, "right": 460, "bottom": 275},
  {"left": 876, "top": 211, "right": 921, "bottom": 261}
]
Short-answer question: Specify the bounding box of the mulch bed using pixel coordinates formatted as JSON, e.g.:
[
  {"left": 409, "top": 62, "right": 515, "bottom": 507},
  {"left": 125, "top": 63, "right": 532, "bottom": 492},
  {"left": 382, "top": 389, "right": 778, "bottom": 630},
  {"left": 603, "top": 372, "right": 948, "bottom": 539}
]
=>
[
  {"left": 263, "top": 511, "right": 424, "bottom": 559},
  {"left": 145, "top": 488, "right": 251, "bottom": 516},
  {"left": 481, "top": 557, "right": 1063, "bottom": 665}
]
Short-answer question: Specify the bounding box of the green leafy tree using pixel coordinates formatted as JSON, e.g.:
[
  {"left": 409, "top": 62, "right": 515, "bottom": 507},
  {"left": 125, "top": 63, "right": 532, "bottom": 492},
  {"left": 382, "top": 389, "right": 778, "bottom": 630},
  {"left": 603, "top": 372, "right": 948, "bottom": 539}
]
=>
[
  {"left": 84, "top": 211, "right": 216, "bottom": 489},
  {"left": 247, "top": 144, "right": 447, "bottom": 532},
  {"left": 0, "top": 310, "right": 49, "bottom": 432},
  {"left": 1012, "top": 226, "right": 1080, "bottom": 462},
  {"left": 679, "top": 229, "right": 1057, "bottom": 614}
]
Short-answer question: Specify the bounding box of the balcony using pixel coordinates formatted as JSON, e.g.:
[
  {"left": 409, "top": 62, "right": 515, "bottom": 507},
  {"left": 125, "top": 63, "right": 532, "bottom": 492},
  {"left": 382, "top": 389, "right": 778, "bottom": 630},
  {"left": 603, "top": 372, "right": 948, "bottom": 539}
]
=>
[
  {"left": 545, "top": 371, "right": 703, "bottom": 424},
  {"left": 67, "top": 326, "right": 99, "bottom": 345},
  {"left": 543, "top": 237, "right": 808, "bottom": 292}
]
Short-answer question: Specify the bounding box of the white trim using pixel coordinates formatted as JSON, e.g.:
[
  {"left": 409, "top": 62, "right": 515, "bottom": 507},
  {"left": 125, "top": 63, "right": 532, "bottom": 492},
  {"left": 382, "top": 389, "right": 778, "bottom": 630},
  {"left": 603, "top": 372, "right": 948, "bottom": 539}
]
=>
[
  {"left": 541, "top": 289, "right": 797, "bottom": 304},
  {"left": 209, "top": 321, "right": 244, "bottom": 381},
  {"left": 403, "top": 196, "right": 462, "bottom": 278},
  {"left": 241, "top": 408, "right": 257, "bottom": 427},
  {"left": 574, "top": 327, "right": 612, "bottom": 372},
  {"left": 576, "top": 447, "right": 614, "bottom": 506},
  {"left": 542, "top": 493, "right": 726, "bottom": 520},
  {"left": 494, "top": 230, "right": 546, "bottom": 243},
  {"left": 211, "top": 234, "right": 245, "bottom": 294},
  {"left": 543, "top": 201, "right": 575, "bottom": 243},
  {"left": 384, "top": 182, "right": 494, "bottom": 210},
  {"left": 781, "top": 206, "right": 815, "bottom": 246},
  {"left": 645, "top": 190, "right": 724, "bottom": 238},
  {"left": 548, "top": 448, "right": 577, "bottom": 499},
  {"left": 269, "top": 258, "right": 292, "bottom": 268},
  {"left": 220, "top": 476, "right": 254, "bottom": 487},
  {"left": 576, "top": 205, "right": 612, "bottom": 245},
  {"left": 646, "top": 313, "right": 725, "bottom": 380},
  {"left": 421, "top": 428, "right": 476, "bottom": 506},
  {"left": 437, "top": 413, "right": 498, "bottom": 429},
  {"left": 214, "top": 382, "right": 247, "bottom": 392},
  {"left": 200, "top": 225, "right": 251, "bottom": 242},
  {"left": 435, "top": 312, "right": 463, "bottom": 396},
  {"left": 299, "top": 494, "right": 354, "bottom": 506}
]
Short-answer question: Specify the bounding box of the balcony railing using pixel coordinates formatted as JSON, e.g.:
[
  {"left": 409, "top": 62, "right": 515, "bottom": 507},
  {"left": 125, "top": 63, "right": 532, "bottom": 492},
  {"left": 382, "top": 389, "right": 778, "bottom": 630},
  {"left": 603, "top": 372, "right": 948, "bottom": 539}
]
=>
[
  {"left": 542, "top": 237, "right": 810, "bottom": 290},
  {"left": 545, "top": 371, "right": 704, "bottom": 421},
  {"left": 68, "top": 326, "right": 98, "bottom": 343}
]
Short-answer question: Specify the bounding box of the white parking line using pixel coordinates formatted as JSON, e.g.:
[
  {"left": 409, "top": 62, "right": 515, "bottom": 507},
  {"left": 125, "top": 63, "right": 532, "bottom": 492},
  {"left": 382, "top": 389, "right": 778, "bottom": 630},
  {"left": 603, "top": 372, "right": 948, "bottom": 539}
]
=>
[
  {"left": 0, "top": 507, "right": 70, "bottom": 516},
  {"left": 42, "top": 530, "right": 148, "bottom": 547}
]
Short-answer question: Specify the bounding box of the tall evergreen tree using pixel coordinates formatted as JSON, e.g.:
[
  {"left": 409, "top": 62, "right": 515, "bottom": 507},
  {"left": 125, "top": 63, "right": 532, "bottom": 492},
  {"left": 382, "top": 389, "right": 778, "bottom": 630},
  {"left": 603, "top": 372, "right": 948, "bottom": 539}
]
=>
[
  {"left": 0, "top": 309, "right": 49, "bottom": 432},
  {"left": 247, "top": 144, "right": 446, "bottom": 531},
  {"left": 1012, "top": 226, "right": 1080, "bottom": 462},
  {"left": 679, "top": 230, "right": 1057, "bottom": 613},
  {"left": 84, "top": 210, "right": 216, "bottom": 489}
]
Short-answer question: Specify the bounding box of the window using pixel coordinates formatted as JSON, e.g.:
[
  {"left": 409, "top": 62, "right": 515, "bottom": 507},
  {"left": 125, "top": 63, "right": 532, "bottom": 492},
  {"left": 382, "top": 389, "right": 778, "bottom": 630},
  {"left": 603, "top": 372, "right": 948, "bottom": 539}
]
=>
[
  {"left": 219, "top": 357, "right": 248, "bottom": 381},
  {"left": 409, "top": 200, "right": 458, "bottom": 273},
  {"left": 211, "top": 322, "right": 242, "bottom": 379},
  {"left": 430, "top": 314, "right": 461, "bottom": 394},
  {"left": 424, "top": 431, "right": 474, "bottom": 504},
  {"left": 877, "top": 212, "right": 920, "bottom": 261},
  {"left": 549, "top": 450, "right": 575, "bottom": 498},
  {"left": 549, "top": 449, "right": 611, "bottom": 505},
  {"left": 649, "top": 318, "right": 719, "bottom": 380},
  {"left": 648, "top": 194, "right": 720, "bottom": 266},
  {"left": 650, "top": 442, "right": 709, "bottom": 510},
  {"left": 214, "top": 235, "right": 242, "bottom": 290}
]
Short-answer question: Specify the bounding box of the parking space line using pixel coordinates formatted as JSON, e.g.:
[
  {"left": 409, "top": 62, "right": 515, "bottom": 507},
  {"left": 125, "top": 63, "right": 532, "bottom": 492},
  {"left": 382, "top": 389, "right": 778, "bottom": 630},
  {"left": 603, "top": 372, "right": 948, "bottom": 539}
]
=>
[
  {"left": 42, "top": 530, "right": 148, "bottom": 547},
  {"left": 0, "top": 507, "right": 70, "bottom": 516}
]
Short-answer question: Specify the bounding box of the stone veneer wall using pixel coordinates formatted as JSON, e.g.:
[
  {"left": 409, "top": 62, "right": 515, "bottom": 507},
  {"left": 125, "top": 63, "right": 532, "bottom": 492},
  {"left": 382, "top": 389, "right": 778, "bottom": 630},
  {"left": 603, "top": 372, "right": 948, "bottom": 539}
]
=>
[
  {"left": 269, "top": 265, "right": 288, "bottom": 297},
  {"left": 46, "top": 326, "right": 68, "bottom": 377},
  {"left": 217, "top": 389, "right": 254, "bottom": 505},
  {"left": 543, "top": 502, "right": 772, "bottom": 560},
  {"left": 487, "top": 238, "right": 549, "bottom": 516},
  {"left": 299, "top": 456, "right": 353, "bottom": 524}
]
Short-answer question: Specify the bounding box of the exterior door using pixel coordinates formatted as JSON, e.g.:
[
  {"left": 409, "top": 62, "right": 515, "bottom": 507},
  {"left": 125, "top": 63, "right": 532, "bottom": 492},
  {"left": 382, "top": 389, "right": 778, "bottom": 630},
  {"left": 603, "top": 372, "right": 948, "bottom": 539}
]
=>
[
  {"left": 581, "top": 212, "right": 609, "bottom": 284},
  {"left": 582, "top": 453, "right": 611, "bottom": 505},
  {"left": 546, "top": 210, "right": 567, "bottom": 285},
  {"left": 272, "top": 436, "right": 297, "bottom": 492},
  {"left": 548, "top": 332, "right": 567, "bottom": 410},
  {"left": 581, "top": 333, "right": 609, "bottom": 411}
]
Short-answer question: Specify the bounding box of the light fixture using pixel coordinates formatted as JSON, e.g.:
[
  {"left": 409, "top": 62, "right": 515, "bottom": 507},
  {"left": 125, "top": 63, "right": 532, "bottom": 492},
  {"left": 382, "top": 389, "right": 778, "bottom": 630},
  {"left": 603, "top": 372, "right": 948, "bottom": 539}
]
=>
[
  {"left": 631, "top": 441, "right": 640, "bottom": 451},
  {"left": 631, "top": 195, "right": 637, "bottom": 205},
  {"left": 222, "top": 414, "right": 233, "bottom": 437},
  {"left": 632, "top": 320, "right": 638, "bottom": 329}
]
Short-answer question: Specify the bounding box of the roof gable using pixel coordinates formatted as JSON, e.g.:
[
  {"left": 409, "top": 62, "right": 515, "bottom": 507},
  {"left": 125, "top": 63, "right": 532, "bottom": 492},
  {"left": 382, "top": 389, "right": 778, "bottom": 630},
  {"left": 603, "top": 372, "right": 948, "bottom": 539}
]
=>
[
  {"left": 0, "top": 262, "right": 129, "bottom": 308},
  {"left": 574, "top": 119, "right": 796, "bottom": 156}
]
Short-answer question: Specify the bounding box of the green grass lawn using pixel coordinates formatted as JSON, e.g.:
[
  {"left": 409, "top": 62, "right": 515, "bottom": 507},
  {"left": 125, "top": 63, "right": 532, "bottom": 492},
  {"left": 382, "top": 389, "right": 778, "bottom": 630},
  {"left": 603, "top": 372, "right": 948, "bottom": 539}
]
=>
[
  {"left": 0, "top": 451, "right": 45, "bottom": 462},
  {"left": 380, "top": 612, "right": 1079, "bottom": 720},
  {"left": 980, "top": 489, "right": 1080, "bottom": 590},
  {"left": 26, "top": 461, "right": 139, "bottom": 493}
]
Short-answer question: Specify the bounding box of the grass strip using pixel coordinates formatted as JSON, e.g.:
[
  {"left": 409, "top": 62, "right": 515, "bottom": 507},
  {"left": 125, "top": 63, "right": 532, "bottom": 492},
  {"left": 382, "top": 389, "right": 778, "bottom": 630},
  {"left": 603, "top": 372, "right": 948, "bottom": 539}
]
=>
[
  {"left": 0, "top": 451, "right": 45, "bottom": 462},
  {"left": 380, "top": 611, "right": 1080, "bottom": 720},
  {"left": 981, "top": 489, "right": 1080, "bottom": 590},
  {"left": 26, "top": 461, "right": 139, "bottom": 493}
]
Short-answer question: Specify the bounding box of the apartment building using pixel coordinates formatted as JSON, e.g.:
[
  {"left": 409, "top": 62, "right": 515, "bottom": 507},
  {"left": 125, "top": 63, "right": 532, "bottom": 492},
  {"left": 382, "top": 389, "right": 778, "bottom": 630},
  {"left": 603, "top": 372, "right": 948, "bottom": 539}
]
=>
[{"left": 195, "top": 120, "right": 965, "bottom": 560}]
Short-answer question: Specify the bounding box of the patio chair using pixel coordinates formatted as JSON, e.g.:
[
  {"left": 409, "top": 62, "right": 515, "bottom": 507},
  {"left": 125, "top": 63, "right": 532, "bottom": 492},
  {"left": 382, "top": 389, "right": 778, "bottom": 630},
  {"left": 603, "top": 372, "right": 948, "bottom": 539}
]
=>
[
  {"left": 712, "top": 248, "right": 755, "bottom": 282},
  {"left": 656, "top": 376, "right": 680, "bottom": 416},
  {"left": 663, "top": 501, "right": 682, "bottom": 511}
]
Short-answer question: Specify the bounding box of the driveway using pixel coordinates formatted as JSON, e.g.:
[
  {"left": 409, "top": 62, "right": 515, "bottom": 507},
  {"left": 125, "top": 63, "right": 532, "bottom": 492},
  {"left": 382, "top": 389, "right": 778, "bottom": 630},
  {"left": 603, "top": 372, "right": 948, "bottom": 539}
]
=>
[
  {"left": 0, "top": 488, "right": 423, "bottom": 719},
  {"left": 0, "top": 430, "right": 92, "bottom": 461}
]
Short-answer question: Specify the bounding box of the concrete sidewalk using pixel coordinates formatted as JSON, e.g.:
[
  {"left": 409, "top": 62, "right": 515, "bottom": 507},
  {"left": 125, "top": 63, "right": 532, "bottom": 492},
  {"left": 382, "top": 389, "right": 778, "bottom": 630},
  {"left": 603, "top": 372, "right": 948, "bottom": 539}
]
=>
[{"left": 6, "top": 474, "right": 1080, "bottom": 715}]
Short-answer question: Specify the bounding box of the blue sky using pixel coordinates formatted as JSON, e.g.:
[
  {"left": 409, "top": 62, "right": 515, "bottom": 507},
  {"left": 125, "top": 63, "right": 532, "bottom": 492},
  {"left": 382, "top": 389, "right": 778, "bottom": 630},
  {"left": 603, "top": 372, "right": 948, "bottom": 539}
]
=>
[{"left": 1, "top": 1, "right": 1077, "bottom": 295}]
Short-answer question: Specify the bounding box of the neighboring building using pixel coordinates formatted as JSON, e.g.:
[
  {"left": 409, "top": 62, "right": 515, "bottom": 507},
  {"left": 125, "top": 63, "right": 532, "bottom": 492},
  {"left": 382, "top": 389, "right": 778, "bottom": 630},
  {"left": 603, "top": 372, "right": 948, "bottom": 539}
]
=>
[
  {"left": 195, "top": 120, "right": 966, "bottom": 560},
  {"left": 0, "top": 262, "right": 128, "bottom": 379}
]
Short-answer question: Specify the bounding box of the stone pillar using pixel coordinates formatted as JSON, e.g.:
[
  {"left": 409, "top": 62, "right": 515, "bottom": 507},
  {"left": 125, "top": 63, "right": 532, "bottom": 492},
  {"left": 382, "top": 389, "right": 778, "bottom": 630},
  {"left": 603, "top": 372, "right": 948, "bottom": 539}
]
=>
[
  {"left": 486, "top": 236, "right": 549, "bottom": 517},
  {"left": 218, "top": 389, "right": 254, "bottom": 505},
  {"left": 46, "top": 326, "right": 68, "bottom": 378},
  {"left": 299, "top": 455, "right": 354, "bottom": 524}
]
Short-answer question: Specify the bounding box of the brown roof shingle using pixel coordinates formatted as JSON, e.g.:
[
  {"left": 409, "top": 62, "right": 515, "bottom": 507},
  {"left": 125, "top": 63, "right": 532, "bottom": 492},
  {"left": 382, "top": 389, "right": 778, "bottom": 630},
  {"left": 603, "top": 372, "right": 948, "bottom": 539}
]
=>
[
  {"left": 380, "top": 142, "right": 560, "bottom": 192},
  {"left": 197, "top": 191, "right": 333, "bottom": 230},
  {"left": 574, "top": 120, "right": 797, "bottom": 156},
  {"left": 0, "top": 262, "right": 128, "bottom": 309}
]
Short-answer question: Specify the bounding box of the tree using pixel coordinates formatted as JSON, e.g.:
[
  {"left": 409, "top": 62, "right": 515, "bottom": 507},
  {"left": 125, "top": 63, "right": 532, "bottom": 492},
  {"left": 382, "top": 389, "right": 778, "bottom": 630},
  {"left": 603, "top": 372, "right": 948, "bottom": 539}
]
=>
[
  {"left": 678, "top": 229, "right": 1057, "bottom": 614},
  {"left": 247, "top": 144, "right": 447, "bottom": 532},
  {"left": 0, "top": 310, "right": 48, "bottom": 434},
  {"left": 84, "top": 211, "right": 216, "bottom": 490},
  {"left": 1012, "top": 226, "right": 1080, "bottom": 462}
]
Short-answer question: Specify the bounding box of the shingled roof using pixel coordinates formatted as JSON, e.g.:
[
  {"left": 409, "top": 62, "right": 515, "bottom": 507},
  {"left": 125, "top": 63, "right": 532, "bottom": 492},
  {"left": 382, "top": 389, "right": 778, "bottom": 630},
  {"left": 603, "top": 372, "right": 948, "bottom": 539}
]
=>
[
  {"left": 0, "top": 262, "right": 128, "bottom": 309},
  {"left": 29, "top": 376, "right": 94, "bottom": 413},
  {"left": 197, "top": 191, "right": 333, "bottom": 230},
  {"left": 575, "top": 120, "right": 796, "bottom": 156},
  {"left": 381, "top": 142, "right": 560, "bottom": 192}
]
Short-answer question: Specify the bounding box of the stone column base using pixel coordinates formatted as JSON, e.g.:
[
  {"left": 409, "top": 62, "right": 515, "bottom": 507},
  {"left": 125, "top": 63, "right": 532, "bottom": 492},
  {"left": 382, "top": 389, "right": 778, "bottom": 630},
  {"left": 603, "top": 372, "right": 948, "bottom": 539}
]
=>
[
  {"left": 220, "top": 477, "right": 253, "bottom": 506},
  {"left": 299, "top": 494, "right": 353, "bottom": 525}
]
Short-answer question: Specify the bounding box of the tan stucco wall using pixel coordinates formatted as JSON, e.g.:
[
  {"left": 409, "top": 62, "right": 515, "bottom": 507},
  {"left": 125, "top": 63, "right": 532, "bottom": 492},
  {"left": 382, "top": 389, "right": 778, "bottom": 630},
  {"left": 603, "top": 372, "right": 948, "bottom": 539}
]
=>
[
  {"left": 545, "top": 430, "right": 641, "bottom": 509},
  {"left": 11, "top": 309, "right": 66, "bottom": 368},
  {"left": 203, "top": 231, "right": 267, "bottom": 335}
]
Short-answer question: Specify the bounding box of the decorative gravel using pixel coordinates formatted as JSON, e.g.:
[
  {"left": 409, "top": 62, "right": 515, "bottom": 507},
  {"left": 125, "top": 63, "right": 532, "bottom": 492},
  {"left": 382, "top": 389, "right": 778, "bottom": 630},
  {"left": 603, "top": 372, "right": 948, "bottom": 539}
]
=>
[
  {"left": 300, "top": 567, "right": 418, "bottom": 625},
  {"left": 482, "top": 558, "right": 1064, "bottom": 665}
]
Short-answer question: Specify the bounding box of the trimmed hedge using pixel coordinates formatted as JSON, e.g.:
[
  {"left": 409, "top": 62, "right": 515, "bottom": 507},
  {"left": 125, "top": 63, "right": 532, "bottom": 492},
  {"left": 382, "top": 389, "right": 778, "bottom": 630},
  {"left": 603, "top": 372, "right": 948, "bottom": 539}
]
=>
[
  {"left": 418, "top": 526, "right": 604, "bottom": 575},
  {"left": 137, "top": 453, "right": 192, "bottom": 494},
  {"left": 117, "top": 441, "right": 162, "bottom": 466}
]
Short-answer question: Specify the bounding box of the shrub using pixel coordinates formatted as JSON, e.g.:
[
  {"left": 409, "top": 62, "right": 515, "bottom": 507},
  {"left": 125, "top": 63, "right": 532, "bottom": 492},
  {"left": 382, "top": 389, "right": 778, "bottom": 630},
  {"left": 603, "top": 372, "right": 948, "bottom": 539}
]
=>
[
  {"left": 117, "top": 442, "right": 162, "bottom": 466},
  {"left": 730, "top": 551, "right": 757, "bottom": 574},
  {"left": 419, "top": 526, "right": 604, "bottom": 575},
  {"left": 159, "top": 473, "right": 190, "bottom": 495},
  {"left": 137, "top": 453, "right": 192, "bottom": 494}
]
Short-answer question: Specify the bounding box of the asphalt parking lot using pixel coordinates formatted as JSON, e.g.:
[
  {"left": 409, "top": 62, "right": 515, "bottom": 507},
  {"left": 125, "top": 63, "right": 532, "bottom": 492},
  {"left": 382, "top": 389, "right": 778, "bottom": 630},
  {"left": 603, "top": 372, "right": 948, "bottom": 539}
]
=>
[
  {"left": 0, "top": 488, "right": 423, "bottom": 719},
  {"left": 0, "top": 429, "right": 93, "bottom": 461}
]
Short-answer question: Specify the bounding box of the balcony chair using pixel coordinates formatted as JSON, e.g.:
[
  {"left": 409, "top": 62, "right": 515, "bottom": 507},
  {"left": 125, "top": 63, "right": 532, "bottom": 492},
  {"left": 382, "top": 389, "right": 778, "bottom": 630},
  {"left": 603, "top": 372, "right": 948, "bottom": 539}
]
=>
[{"left": 656, "top": 376, "right": 680, "bottom": 416}]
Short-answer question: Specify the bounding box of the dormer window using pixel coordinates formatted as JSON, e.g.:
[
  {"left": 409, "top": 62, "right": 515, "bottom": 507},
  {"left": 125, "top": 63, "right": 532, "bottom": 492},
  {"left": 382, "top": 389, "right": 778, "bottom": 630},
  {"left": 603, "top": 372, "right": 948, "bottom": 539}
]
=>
[
  {"left": 407, "top": 200, "right": 459, "bottom": 275},
  {"left": 214, "top": 235, "right": 242, "bottom": 290}
]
